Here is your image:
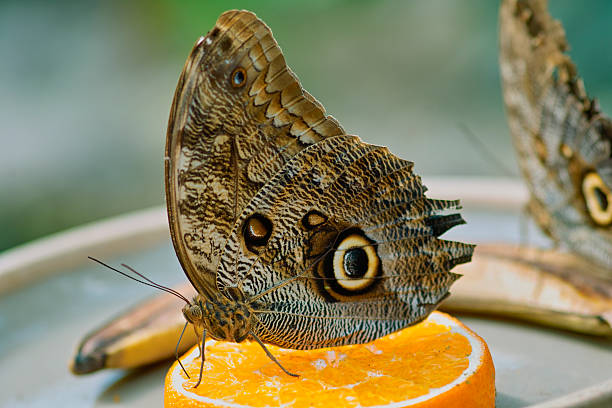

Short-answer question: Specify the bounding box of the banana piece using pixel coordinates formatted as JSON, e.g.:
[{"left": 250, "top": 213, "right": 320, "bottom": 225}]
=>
[
  {"left": 70, "top": 283, "right": 197, "bottom": 374},
  {"left": 71, "top": 243, "right": 611, "bottom": 374},
  {"left": 441, "top": 244, "right": 612, "bottom": 337}
]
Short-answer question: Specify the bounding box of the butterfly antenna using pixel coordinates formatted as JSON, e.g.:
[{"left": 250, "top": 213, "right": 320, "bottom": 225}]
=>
[
  {"left": 120, "top": 263, "right": 191, "bottom": 304},
  {"left": 87, "top": 257, "right": 191, "bottom": 305},
  {"left": 457, "top": 122, "right": 516, "bottom": 178}
]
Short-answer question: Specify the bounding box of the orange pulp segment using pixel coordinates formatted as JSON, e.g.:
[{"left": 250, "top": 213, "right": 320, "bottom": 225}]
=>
[{"left": 164, "top": 311, "right": 495, "bottom": 407}]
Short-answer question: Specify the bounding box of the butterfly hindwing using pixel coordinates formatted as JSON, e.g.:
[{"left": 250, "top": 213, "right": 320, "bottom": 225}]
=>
[{"left": 216, "top": 135, "right": 473, "bottom": 349}]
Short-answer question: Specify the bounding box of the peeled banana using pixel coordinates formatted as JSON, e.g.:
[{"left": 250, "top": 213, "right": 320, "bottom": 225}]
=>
[
  {"left": 70, "top": 282, "right": 197, "bottom": 374},
  {"left": 442, "top": 244, "right": 612, "bottom": 337},
  {"left": 71, "top": 243, "right": 611, "bottom": 374}
]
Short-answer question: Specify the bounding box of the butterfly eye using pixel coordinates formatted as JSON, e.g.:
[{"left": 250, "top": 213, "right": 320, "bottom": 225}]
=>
[
  {"left": 181, "top": 309, "right": 193, "bottom": 324},
  {"left": 231, "top": 67, "right": 247, "bottom": 88},
  {"left": 317, "top": 229, "right": 381, "bottom": 299},
  {"left": 243, "top": 214, "right": 272, "bottom": 253},
  {"left": 182, "top": 303, "right": 202, "bottom": 324},
  {"left": 582, "top": 171, "right": 612, "bottom": 226}
]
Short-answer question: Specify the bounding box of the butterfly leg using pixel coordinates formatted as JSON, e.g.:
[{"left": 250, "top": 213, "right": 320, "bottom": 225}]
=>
[
  {"left": 193, "top": 328, "right": 207, "bottom": 388},
  {"left": 250, "top": 331, "right": 299, "bottom": 377},
  {"left": 193, "top": 325, "right": 203, "bottom": 358},
  {"left": 175, "top": 321, "right": 190, "bottom": 379}
]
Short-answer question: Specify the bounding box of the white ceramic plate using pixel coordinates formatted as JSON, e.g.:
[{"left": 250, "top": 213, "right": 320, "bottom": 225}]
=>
[{"left": 0, "top": 177, "right": 610, "bottom": 407}]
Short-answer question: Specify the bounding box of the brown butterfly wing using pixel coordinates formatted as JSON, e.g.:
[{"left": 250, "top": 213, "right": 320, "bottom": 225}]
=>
[
  {"left": 500, "top": 0, "right": 612, "bottom": 272},
  {"left": 216, "top": 135, "right": 473, "bottom": 349},
  {"left": 165, "top": 10, "right": 344, "bottom": 295}
]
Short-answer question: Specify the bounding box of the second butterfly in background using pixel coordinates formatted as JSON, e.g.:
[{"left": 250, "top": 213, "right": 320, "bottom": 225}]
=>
[{"left": 499, "top": 0, "right": 612, "bottom": 276}]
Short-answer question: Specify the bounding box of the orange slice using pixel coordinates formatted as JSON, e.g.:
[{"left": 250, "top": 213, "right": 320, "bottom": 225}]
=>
[{"left": 164, "top": 311, "right": 495, "bottom": 407}]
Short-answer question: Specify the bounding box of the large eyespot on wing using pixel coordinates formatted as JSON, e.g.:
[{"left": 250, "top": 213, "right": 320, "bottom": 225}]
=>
[
  {"left": 582, "top": 170, "right": 612, "bottom": 227},
  {"left": 216, "top": 135, "right": 473, "bottom": 349},
  {"left": 499, "top": 0, "right": 612, "bottom": 270},
  {"left": 315, "top": 228, "right": 381, "bottom": 301},
  {"left": 164, "top": 10, "right": 346, "bottom": 295}
]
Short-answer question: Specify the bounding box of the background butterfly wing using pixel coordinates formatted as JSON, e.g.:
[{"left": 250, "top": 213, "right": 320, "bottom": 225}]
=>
[
  {"left": 165, "top": 10, "right": 344, "bottom": 295},
  {"left": 217, "top": 135, "right": 473, "bottom": 349},
  {"left": 500, "top": 0, "right": 612, "bottom": 271}
]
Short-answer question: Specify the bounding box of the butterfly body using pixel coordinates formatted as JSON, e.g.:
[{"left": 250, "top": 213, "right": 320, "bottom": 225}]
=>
[
  {"left": 166, "top": 10, "right": 473, "bottom": 355},
  {"left": 183, "top": 294, "right": 252, "bottom": 343}
]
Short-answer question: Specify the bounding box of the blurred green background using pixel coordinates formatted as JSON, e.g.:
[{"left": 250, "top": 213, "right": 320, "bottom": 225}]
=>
[{"left": 2, "top": 0, "right": 612, "bottom": 252}]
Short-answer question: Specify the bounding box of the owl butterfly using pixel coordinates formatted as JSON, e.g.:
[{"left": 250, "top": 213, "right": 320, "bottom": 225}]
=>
[
  {"left": 165, "top": 10, "right": 473, "bottom": 382},
  {"left": 500, "top": 0, "right": 612, "bottom": 275}
]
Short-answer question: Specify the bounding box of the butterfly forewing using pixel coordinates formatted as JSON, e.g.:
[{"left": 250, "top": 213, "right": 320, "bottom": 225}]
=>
[{"left": 165, "top": 10, "right": 344, "bottom": 295}]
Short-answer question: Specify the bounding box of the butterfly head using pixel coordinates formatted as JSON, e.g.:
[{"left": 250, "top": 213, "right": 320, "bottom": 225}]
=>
[
  {"left": 181, "top": 299, "right": 202, "bottom": 326},
  {"left": 181, "top": 294, "right": 253, "bottom": 343}
]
